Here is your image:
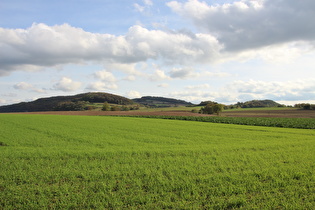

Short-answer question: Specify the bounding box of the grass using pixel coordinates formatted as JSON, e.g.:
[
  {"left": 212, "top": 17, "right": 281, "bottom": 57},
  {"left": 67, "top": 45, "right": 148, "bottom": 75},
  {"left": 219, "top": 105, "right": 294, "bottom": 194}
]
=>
[{"left": 0, "top": 114, "right": 315, "bottom": 209}]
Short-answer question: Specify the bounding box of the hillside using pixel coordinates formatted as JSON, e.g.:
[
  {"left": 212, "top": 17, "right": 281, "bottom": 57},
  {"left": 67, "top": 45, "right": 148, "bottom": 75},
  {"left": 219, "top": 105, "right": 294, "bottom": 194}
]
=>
[
  {"left": 132, "top": 96, "right": 194, "bottom": 107},
  {"left": 0, "top": 92, "right": 134, "bottom": 113}
]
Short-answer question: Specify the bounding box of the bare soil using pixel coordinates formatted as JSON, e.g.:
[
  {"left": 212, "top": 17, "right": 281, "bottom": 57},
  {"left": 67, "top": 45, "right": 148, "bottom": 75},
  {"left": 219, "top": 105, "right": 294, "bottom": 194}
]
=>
[{"left": 9, "top": 110, "right": 211, "bottom": 117}]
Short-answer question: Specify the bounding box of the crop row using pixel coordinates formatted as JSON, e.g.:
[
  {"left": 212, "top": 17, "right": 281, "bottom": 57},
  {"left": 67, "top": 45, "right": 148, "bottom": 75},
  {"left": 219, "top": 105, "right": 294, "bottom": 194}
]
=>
[{"left": 119, "top": 115, "right": 315, "bottom": 129}]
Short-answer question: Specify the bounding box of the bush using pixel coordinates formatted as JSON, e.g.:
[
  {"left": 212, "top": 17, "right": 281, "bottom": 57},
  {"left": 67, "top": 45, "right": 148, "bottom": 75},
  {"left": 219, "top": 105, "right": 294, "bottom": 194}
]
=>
[
  {"left": 110, "top": 106, "right": 121, "bottom": 111},
  {"left": 102, "top": 102, "right": 111, "bottom": 111},
  {"left": 130, "top": 105, "right": 140, "bottom": 110},
  {"left": 121, "top": 106, "right": 130, "bottom": 111},
  {"left": 191, "top": 109, "right": 198, "bottom": 113},
  {"left": 86, "top": 106, "right": 96, "bottom": 110}
]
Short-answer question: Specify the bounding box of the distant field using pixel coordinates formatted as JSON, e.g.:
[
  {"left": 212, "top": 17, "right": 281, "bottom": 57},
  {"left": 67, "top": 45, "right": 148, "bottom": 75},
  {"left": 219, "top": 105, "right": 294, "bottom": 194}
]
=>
[
  {"left": 1, "top": 114, "right": 314, "bottom": 209},
  {"left": 13, "top": 106, "right": 315, "bottom": 119}
]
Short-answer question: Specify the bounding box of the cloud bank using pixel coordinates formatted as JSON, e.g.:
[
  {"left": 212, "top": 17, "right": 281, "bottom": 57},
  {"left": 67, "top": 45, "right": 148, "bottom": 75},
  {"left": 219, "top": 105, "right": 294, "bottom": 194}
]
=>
[
  {"left": 0, "top": 23, "right": 221, "bottom": 76},
  {"left": 167, "top": 0, "right": 315, "bottom": 51}
]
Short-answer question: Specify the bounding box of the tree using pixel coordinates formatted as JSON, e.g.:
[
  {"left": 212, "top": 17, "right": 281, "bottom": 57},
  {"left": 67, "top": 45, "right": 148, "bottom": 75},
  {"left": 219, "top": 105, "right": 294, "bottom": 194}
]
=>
[
  {"left": 102, "top": 102, "right": 110, "bottom": 111},
  {"left": 213, "top": 104, "right": 224, "bottom": 115},
  {"left": 200, "top": 103, "right": 224, "bottom": 115}
]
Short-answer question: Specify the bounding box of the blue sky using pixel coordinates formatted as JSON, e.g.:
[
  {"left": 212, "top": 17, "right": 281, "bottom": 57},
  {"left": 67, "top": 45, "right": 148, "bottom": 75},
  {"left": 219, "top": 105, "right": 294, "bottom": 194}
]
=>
[{"left": 1, "top": 0, "right": 315, "bottom": 105}]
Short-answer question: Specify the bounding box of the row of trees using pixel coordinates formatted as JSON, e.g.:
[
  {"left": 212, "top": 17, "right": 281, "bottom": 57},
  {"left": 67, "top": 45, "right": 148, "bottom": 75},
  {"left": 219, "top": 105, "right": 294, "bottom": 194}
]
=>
[
  {"left": 197, "top": 101, "right": 315, "bottom": 115},
  {"left": 102, "top": 102, "right": 140, "bottom": 111}
]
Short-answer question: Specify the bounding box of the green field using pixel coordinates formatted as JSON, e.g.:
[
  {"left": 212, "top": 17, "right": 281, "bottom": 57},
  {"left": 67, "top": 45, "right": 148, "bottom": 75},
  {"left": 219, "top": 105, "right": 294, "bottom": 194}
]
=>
[{"left": 1, "top": 114, "right": 315, "bottom": 209}]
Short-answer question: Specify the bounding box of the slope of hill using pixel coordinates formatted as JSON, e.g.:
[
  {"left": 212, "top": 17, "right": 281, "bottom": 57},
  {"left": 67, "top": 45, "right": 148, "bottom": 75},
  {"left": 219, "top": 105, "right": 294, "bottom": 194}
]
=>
[
  {"left": 132, "top": 96, "right": 194, "bottom": 107},
  {"left": 0, "top": 92, "right": 134, "bottom": 112}
]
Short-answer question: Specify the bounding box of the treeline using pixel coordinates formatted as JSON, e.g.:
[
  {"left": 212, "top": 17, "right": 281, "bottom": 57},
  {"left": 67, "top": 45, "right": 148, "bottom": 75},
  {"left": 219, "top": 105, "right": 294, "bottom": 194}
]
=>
[
  {"left": 101, "top": 102, "right": 140, "bottom": 111},
  {"left": 294, "top": 103, "right": 315, "bottom": 110},
  {"left": 132, "top": 96, "right": 193, "bottom": 107},
  {"left": 191, "top": 100, "right": 285, "bottom": 115},
  {"left": 195, "top": 100, "right": 285, "bottom": 109}
]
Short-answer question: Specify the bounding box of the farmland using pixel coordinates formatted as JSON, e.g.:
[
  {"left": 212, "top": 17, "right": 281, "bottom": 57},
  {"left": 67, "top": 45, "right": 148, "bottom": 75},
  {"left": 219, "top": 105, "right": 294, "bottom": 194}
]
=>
[{"left": 1, "top": 114, "right": 315, "bottom": 209}]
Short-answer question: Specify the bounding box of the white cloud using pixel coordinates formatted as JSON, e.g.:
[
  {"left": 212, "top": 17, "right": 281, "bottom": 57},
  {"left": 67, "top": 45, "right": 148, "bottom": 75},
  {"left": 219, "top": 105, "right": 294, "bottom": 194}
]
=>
[
  {"left": 186, "top": 84, "right": 210, "bottom": 89},
  {"left": 32, "top": 88, "right": 46, "bottom": 93},
  {"left": 86, "top": 81, "right": 118, "bottom": 91},
  {"left": 202, "top": 72, "right": 232, "bottom": 78},
  {"left": 144, "top": 0, "right": 153, "bottom": 6},
  {"left": 91, "top": 70, "right": 119, "bottom": 91},
  {"left": 1, "top": 93, "right": 17, "bottom": 97},
  {"left": 104, "top": 63, "right": 141, "bottom": 75},
  {"left": 93, "top": 70, "right": 116, "bottom": 82},
  {"left": 13, "top": 82, "right": 46, "bottom": 93},
  {"left": 14, "top": 82, "right": 33, "bottom": 90},
  {"left": 168, "top": 79, "right": 315, "bottom": 105},
  {"left": 257, "top": 42, "right": 313, "bottom": 64},
  {"left": 169, "top": 90, "right": 219, "bottom": 103},
  {"left": 53, "top": 77, "right": 82, "bottom": 92},
  {"left": 0, "top": 98, "right": 6, "bottom": 104},
  {"left": 150, "top": 69, "right": 171, "bottom": 81},
  {"left": 169, "top": 67, "right": 196, "bottom": 79},
  {"left": 169, "top": 68, "right": 231, "bottom": 80},
  {"left": 126, "top": 90, "right": 141, "bottom": 98},
  {"left": 134, "top": 0, "right": 153, "bottom": 13},
  {"left": 168, "top": 0, "right": 315, "bottom": 51},
  {"left": 226, "top": 79, "right": 315, "bottom": 102},
  {"left": 124, "top": 75, "right": 136, "bottom": 81},
  {"left": 0, "top": 23, "right": 222, "bottom": 76},
  {"left": 158, "top": 83, "right": 169, "bottom": 88},
  {"left": 134, "top": 3, "right": 145, "bottom": 13}
]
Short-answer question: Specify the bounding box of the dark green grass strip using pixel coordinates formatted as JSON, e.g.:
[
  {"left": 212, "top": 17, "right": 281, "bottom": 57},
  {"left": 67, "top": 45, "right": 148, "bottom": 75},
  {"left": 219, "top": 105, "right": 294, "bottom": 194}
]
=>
[{"left": 115, "top": 115, "right": 315, "bottom": 129}]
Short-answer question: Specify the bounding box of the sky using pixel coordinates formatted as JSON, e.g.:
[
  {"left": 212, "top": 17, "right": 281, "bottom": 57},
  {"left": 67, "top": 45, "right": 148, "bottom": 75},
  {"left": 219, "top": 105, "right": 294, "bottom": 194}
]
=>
[{"left": 0, "top": 0, "right": 315, "bottom": 106}]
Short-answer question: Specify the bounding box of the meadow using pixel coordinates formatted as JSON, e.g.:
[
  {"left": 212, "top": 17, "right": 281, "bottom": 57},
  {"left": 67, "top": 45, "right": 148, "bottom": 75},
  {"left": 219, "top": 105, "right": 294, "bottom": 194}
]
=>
[{"left": 0, "top": 114, "right": 315, "bottom": 209}]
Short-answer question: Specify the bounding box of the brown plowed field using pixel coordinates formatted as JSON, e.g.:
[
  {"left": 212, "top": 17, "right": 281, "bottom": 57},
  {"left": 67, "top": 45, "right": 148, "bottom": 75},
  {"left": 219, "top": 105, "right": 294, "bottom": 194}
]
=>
[
  {"left": 6, "top": 109, "right": 315, "bottom": 118},
  {"left": 9, "top": 110, "right": 211, "bottom": 117}
]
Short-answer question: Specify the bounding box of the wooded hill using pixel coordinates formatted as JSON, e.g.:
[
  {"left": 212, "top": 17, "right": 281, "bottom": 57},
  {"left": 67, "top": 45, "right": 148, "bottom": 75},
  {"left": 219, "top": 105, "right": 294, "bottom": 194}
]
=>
[
  {"left": 132, "top": 96, "right": 194, "bottom": 108},
  {"left": 0, "top": 91, "right": 286, "bottom": 113},
  {"left": 0, "top": 92, "right": 134, "bottom": 112},
  {"left": 232, "top": 100, "right": 284, "bottom": 108}
]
